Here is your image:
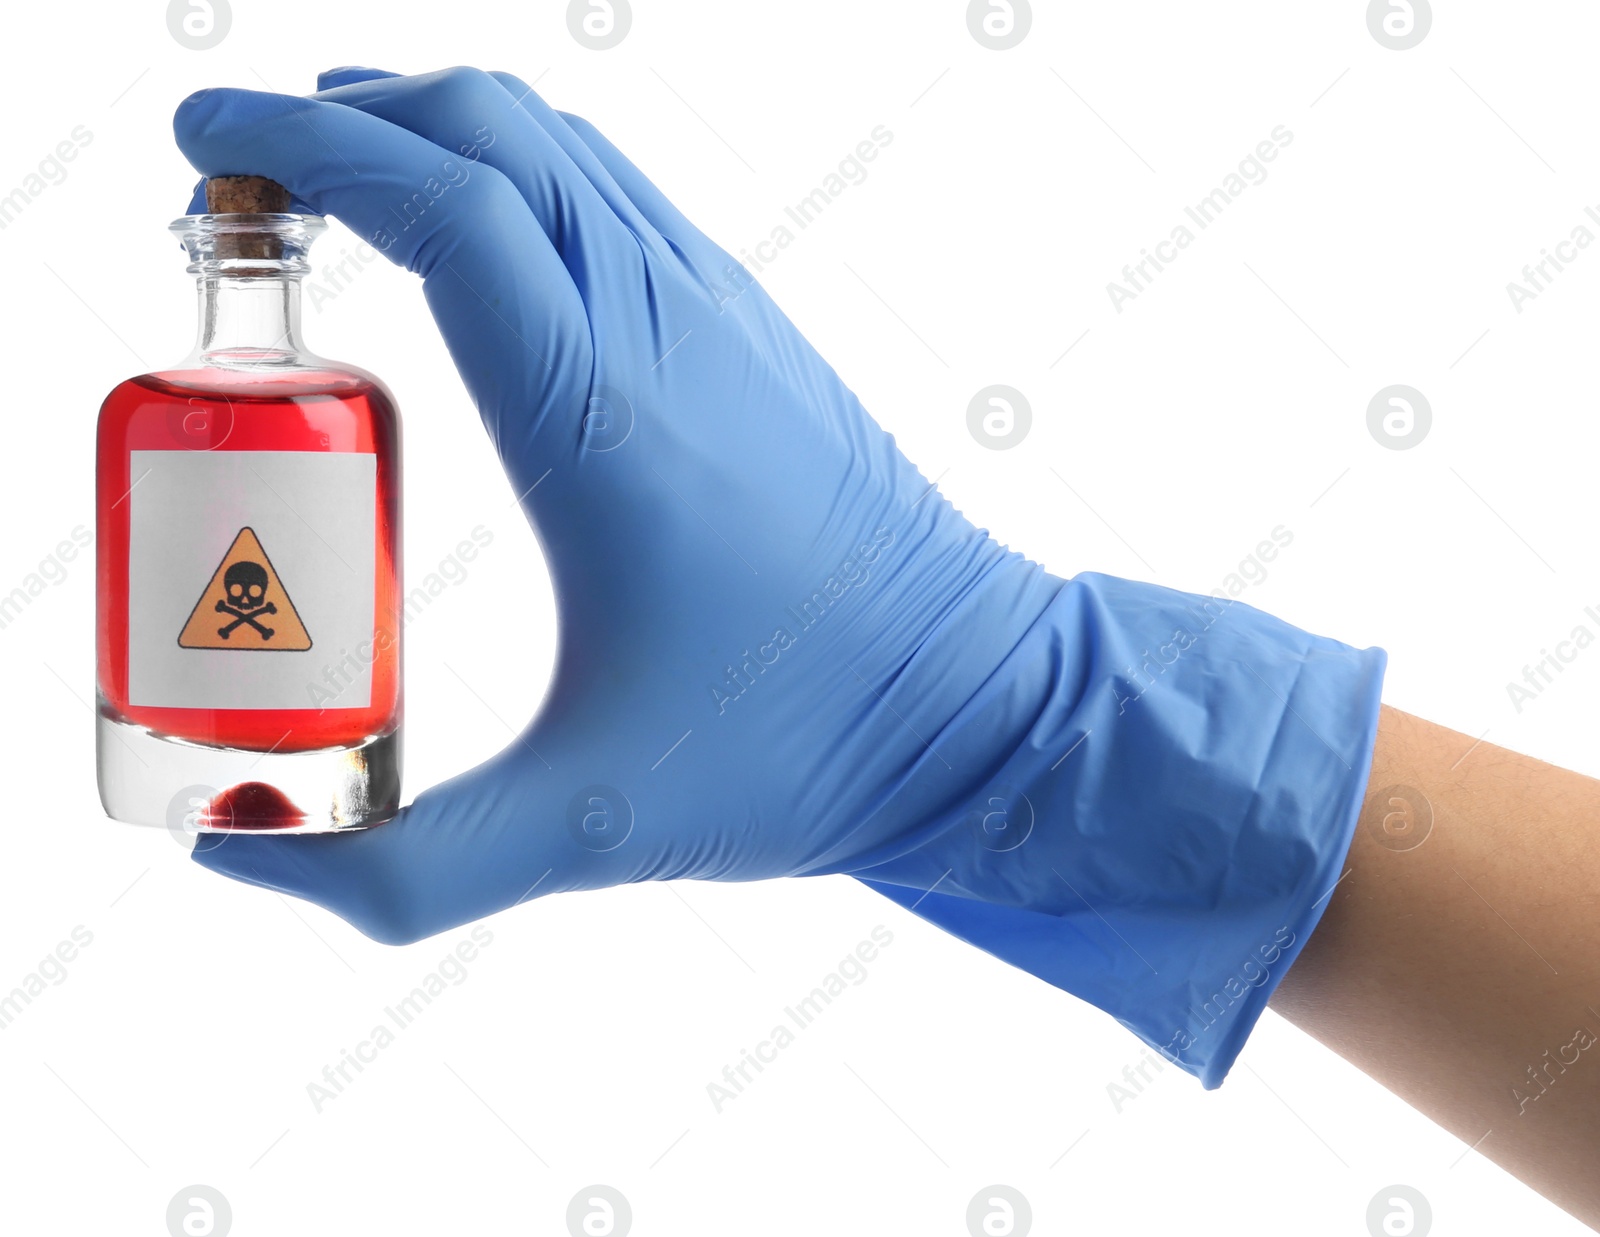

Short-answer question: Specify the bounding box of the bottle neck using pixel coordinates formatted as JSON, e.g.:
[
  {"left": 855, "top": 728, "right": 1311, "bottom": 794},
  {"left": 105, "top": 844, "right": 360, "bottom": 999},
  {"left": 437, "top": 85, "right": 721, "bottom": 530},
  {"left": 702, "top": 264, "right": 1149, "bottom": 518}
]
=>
[
  {"left": 193, "top": 274, "right": 309, "bottom": 367},
  {"left": 172, "top": 212, "right": 327, "bottom": 372}
]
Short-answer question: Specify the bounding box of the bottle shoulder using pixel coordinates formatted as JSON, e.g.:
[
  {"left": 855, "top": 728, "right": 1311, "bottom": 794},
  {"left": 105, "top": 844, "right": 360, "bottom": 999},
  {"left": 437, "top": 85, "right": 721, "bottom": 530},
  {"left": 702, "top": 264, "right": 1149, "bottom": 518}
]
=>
[
  {"left": 100, "top": 367, "right": 397, "bottom": 417},
  {"left": 112, "top": 363, "right": 385, "bottom": 397},
  {"left": 97, "top": 367, "right": 399, "bottom": 454}
]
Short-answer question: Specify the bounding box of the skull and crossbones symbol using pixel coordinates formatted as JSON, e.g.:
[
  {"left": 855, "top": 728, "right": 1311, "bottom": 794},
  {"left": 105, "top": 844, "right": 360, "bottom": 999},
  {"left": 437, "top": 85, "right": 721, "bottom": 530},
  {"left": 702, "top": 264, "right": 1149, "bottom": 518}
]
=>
[{"left": 214, "top": 560, "right": 277, "bottom": 640}]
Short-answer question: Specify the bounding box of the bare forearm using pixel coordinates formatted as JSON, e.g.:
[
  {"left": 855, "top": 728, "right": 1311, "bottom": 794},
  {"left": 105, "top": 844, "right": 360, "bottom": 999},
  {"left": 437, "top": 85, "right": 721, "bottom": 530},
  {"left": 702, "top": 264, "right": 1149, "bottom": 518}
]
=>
[{"left": 1272, "top": 704, "right": 1600, "bottom": 1229}]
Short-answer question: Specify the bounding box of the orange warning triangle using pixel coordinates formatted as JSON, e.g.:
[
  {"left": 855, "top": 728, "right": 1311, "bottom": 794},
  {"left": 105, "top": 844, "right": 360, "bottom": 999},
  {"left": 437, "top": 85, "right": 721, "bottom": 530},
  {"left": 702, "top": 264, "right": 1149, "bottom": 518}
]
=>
[{"left": 177, "top": 527, "right": 312, "bottom": 651}]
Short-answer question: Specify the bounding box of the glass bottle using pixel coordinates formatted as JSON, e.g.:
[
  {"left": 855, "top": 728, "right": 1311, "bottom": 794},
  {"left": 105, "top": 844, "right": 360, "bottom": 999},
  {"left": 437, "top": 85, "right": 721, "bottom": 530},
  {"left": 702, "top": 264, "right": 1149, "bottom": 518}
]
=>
[{"left": 97, "top": 176, "right": 401, "bottom": 833}]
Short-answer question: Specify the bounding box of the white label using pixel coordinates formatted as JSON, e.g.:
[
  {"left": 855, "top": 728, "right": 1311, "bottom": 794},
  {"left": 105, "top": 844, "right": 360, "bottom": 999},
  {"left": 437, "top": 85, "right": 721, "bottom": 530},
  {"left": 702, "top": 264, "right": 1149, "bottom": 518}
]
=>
[{"left": 128, "top": 450, "right": 377, "bottom": 710}]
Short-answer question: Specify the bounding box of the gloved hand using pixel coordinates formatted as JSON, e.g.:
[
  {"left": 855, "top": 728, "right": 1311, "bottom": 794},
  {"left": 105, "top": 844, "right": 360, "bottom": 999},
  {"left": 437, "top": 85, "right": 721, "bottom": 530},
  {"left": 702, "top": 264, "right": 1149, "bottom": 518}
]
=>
[{"left": 177, "top": 67, "right": 1386, "bottom": 1087}]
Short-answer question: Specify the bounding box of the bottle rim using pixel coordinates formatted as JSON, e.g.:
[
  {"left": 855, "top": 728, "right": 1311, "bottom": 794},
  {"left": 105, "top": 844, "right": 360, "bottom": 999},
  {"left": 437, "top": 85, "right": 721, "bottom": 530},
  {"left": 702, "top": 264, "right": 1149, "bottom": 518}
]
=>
[
  {"left": 169, "top": 213, "right": 327, "bottom": 276},
  {"left": 168, "top": 212, "right": 327, "bottom": 231}
]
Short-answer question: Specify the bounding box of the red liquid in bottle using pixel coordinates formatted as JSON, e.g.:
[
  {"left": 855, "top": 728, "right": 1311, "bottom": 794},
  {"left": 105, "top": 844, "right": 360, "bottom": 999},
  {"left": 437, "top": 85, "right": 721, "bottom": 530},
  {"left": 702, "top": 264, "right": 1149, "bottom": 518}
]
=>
[{"left": 97, "top": 368, "right": 401, "bottom": 756}]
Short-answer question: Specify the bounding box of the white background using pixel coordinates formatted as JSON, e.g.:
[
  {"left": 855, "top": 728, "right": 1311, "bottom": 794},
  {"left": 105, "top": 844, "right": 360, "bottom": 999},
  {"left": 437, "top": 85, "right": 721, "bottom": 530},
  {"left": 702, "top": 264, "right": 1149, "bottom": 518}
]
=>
[{"left": 0, "top": 1, "right": 1594, "bottom": 1233}]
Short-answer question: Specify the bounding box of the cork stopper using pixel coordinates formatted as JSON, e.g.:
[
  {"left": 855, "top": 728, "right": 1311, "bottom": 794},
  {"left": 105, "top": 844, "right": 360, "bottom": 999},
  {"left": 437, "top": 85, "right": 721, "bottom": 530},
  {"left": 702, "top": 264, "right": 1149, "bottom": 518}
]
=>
[
  {"left": 205, "top": 175, "right": 291, "bottom": 215},
  {"left": 205, "top": 175, "right": 291, "bottom": 260}
]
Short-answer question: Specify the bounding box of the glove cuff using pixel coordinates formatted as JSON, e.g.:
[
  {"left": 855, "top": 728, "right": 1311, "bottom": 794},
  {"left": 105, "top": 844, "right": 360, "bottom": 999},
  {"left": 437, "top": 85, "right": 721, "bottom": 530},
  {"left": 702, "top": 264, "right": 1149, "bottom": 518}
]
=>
[{"left": 851, "top": 571, "right": 1387, "bottom": 1088}]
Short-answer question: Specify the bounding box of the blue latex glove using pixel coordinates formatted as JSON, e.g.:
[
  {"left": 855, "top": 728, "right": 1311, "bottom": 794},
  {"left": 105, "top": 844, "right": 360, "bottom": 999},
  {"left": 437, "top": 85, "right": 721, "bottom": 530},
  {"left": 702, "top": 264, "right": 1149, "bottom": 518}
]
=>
[{"left": 176, "top": 67, "right": 1386, "bottom": 1088}]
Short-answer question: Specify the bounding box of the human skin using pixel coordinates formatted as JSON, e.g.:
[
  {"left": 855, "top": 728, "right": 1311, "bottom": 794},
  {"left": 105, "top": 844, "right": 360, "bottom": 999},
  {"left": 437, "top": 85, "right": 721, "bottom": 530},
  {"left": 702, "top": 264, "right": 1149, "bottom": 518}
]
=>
[{"left": 1271, "top": 704, "right": 1600, "bottom": 1230}]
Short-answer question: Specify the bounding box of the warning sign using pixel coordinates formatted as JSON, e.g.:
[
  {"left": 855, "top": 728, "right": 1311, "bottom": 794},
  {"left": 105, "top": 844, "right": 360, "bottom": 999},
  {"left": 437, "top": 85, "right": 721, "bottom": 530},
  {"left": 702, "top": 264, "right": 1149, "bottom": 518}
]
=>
[{"left": 177, "top": 527, "right": 312, "bottom": 651}]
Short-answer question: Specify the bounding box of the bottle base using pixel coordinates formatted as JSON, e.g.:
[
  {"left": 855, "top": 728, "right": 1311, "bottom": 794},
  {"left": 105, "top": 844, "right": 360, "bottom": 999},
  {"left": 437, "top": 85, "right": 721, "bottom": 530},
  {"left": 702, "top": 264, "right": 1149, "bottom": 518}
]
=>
[{"left": 97, "top": 708, "right": 400, "bottom": 834}]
